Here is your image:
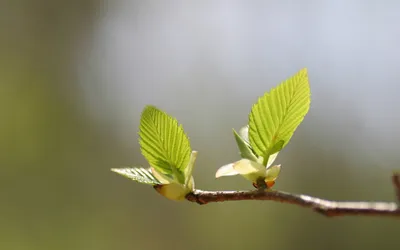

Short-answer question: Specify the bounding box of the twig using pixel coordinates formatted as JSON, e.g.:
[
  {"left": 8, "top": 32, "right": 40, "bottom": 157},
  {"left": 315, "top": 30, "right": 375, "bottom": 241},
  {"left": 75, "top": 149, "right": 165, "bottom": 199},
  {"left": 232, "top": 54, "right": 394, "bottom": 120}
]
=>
[
  {"left": 393, "top": 172, "right": 400, "bottom": 202},
  {"left": 186, "top": 174, "right": 400, "bottom": 218}
]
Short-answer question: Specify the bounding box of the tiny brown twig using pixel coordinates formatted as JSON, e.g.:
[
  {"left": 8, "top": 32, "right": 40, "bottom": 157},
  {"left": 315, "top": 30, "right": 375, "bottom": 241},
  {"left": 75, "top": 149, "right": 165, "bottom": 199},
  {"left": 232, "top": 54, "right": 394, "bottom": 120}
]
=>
[{"left": 392, "top": 172, "right": 400, "bottom": 203}]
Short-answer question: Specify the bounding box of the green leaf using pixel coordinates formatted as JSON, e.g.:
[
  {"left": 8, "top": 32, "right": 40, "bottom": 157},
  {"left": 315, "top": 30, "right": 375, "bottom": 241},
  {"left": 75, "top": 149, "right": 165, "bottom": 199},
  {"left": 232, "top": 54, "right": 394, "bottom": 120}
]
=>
[
  {"left": 267, "top": 140, "right": 284, "bottom": 156},
  {"left": 139, "top": 106, "right": 191, "bottom": 180},
  {"left": 264, "top": 140, "right": 284, "bottom": 167},
  {"left": 233, "top": 128, "right": 258, "bottom": 162},
  {"left": 238, "top": 125, "right": 249, "bottom": 143},
  {"left": 154, "top": 183, "right": 191, "bottom": 201},
  {"left": 184, "top": 151, "right": 198, "bottom": 186},
  {"left": 265, "top": 165, "right": 281, "bottom": 182},
  {"left": 249, "top": 68, "right": 310, "bottom": 159},
  {"left": 111, "top": 168, "right": 161, "bottom": 185}
]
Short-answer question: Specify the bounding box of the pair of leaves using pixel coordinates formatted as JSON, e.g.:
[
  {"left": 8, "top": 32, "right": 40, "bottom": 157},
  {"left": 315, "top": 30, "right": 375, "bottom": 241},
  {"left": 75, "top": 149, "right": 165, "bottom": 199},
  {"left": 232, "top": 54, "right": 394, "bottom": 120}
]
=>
[
  {"left": 112, "top": 68, "right": 311, "bottom": 197},
  {"left": 112, "top": 106, "right": 193, "bottom": 194},
  {"left": 217, "top": 69, "right": 310, "bottom": 186}
]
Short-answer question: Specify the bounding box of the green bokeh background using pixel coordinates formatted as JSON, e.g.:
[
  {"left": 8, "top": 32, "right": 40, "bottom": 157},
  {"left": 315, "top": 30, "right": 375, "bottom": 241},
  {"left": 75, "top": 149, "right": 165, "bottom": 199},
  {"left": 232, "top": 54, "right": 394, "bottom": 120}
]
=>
[{"left": 1, "top": 1, "right": 399, "bottom": 250}]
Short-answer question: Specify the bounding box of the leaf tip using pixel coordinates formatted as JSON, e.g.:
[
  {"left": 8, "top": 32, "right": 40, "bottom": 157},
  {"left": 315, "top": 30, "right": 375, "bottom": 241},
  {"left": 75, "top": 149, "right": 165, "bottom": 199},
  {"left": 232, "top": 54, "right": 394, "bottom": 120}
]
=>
[
  {"left": 215, "top": 163, "right": 239, "bottom": 178},
  {"left": 111, "top": 168, "right": 122, "bottom": 174}
]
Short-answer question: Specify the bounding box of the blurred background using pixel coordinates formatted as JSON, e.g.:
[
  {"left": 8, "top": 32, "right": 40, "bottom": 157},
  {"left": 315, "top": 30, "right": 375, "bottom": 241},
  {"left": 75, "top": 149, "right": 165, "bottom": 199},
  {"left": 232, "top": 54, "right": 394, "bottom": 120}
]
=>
[{"left": 1, "top": 0, "right": 400, "bottom": 249}]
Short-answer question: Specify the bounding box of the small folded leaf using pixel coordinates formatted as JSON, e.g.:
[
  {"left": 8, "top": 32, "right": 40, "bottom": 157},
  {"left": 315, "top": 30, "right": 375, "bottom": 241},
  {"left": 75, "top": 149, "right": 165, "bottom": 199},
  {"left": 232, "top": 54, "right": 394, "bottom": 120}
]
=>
[
  {"left": 265, "top": 140, "right": 283, "bottom": 167},
  {"left": 233, "top": 129, "right": 258, "bottom": 162},
  {"left": 151, "top": 167, "right": 174, "bottom": 184},
  {"left": 154, "top": 183, "right": 191, "bottom": 201},
  {"left": 266, "top": 152, "right": 279, "bottom": 168},
  {"left": 268, "top": 140, "right": 284, "bottom": 156},
  {"left": 249, "top": 69, "right": 310, "bottom": 159},
  {"left": 184, "top": 151, "right": 198, "bottom": 186},
  {"left": 139, "top": 106, "right": 191, "bottom": 180},
  {"left": 187, "top": 176, "right": 195, "bottom": 191},
  {"left": 239, "top": 125, "right": 249, "bottom": 143},
  {"left": 216, "top": 163, "right": 240, "bottom": 178},
  {"left": 111, "top": 168, "right": 161, "bottom": 185},
  {"left": 232, "top": 159, "right": 265, "bottom": 175},
  {"left": 265, "top": 164, "right": 281, "bottom": 181}
]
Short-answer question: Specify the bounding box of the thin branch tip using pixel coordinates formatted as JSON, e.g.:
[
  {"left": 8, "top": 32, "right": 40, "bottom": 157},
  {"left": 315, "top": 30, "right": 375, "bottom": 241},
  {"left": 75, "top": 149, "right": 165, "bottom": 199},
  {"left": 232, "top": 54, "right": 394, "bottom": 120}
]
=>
[
  {"left": 392, "top": 172, "right": 400, "bottom": 202},
  {"left": 186, "top": 174, "right": 400, "bottom": 218}
]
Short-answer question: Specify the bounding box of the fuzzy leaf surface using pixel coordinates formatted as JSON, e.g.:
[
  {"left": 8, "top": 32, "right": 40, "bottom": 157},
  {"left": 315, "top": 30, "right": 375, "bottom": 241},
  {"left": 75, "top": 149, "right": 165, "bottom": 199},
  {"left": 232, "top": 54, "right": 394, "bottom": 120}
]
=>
[
  {"left": 139, "top": 106, "right": 191, "bottom": 177},
  {"left": 111, "top": 167, "right": 161, "bottom": 185},
  {"left": 249, "top": 69, "right": 310, "bottom": 159}
]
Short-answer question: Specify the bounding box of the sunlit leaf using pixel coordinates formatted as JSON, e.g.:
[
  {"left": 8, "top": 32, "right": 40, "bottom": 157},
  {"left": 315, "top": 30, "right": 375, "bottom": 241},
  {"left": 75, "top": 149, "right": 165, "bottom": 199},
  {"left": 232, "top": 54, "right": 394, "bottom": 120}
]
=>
[
  {"left": 266, "top": 152, "right": 278, "bottom": 168},
  {"left": 232, "top": 159, "right": 265, "bottom": 175},
  {"left": 215, "top": 163, "right": 240, "bottom": 178},
  {"left": 264, "top": 140, "right": 283, "bottom": 167},
  {"left": 151, "top": 167, "right": 174, "bottom": 184},
  {"left": 249, "top": 69, "right": 310, "bottom": 161},
  {"left": 184, "top": 151, "right": 198, "bottom": 186},
  {"left": 239, "top": 125, "right": 249, "bottom": 143},
  {"left": 265, "top": 165, "right": 281, "bottom": 181},
  {"left": 233, "top": 128, "right": 258, "bottom": 162},
  {"left": 233, "top": 159, "right": 266, "bottom": 183},
  {"left": 154, "top": 183, "right": 191, "bottom": 201},
  {"left": 111, "top": 167, "right": 161, "bottom": 185},
  {"left": 139, "top": 106, "right": 191, "bottom": 182}
]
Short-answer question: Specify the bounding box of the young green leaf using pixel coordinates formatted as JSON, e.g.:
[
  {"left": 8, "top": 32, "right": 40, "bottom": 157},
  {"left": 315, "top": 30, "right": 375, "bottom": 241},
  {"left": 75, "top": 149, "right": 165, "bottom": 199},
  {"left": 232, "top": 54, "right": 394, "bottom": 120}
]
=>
[
  {"left": 263, "top": 140, "right": 284, "bottom": 167},
  {"left": 233, "top": 128, "right": 258, "bottom": 162},
  {"left": 265, "top": 165, "right": 281, "bottom": 182},
  {"left": 139, "top": 106, "right": 191, "bottom": 179},
  {"left": 249, "top": 68, "right": 310, "bottom": 160},
  {"left": 154, "top": 183, "right": 191, "bottom": 201},
  {"left": 184, "top": 151, "right": 198, "bottom": 186},
  {"left": 111, "top": 167, "right": 161, "bottom": 185},
  {"left": 239, "top": 125, "right": 249, "bottom": 143}
]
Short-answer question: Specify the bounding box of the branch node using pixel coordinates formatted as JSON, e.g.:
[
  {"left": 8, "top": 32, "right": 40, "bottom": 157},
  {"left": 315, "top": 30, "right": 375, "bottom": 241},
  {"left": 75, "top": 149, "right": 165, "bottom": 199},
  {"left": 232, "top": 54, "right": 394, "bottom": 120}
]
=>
[{"left": 186, "top": 192, "right": 207, "bottom": 205}]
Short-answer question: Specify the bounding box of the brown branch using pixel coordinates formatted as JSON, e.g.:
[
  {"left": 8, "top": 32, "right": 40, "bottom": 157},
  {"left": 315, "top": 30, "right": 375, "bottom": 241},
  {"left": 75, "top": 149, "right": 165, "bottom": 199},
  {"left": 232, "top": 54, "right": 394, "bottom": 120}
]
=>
[
  {"left": 186, "top": 174, "right": 400, "bottom": 218},
  {"left": 392, "top": 173, "right": 400, "bottom": 202}
]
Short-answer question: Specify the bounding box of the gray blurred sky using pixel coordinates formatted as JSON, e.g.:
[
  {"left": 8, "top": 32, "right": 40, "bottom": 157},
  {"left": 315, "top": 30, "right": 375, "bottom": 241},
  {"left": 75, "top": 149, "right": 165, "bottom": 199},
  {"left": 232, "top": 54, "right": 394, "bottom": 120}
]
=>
[{"left": 79, "top": 0, "right": 400, "bottom": 174}]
